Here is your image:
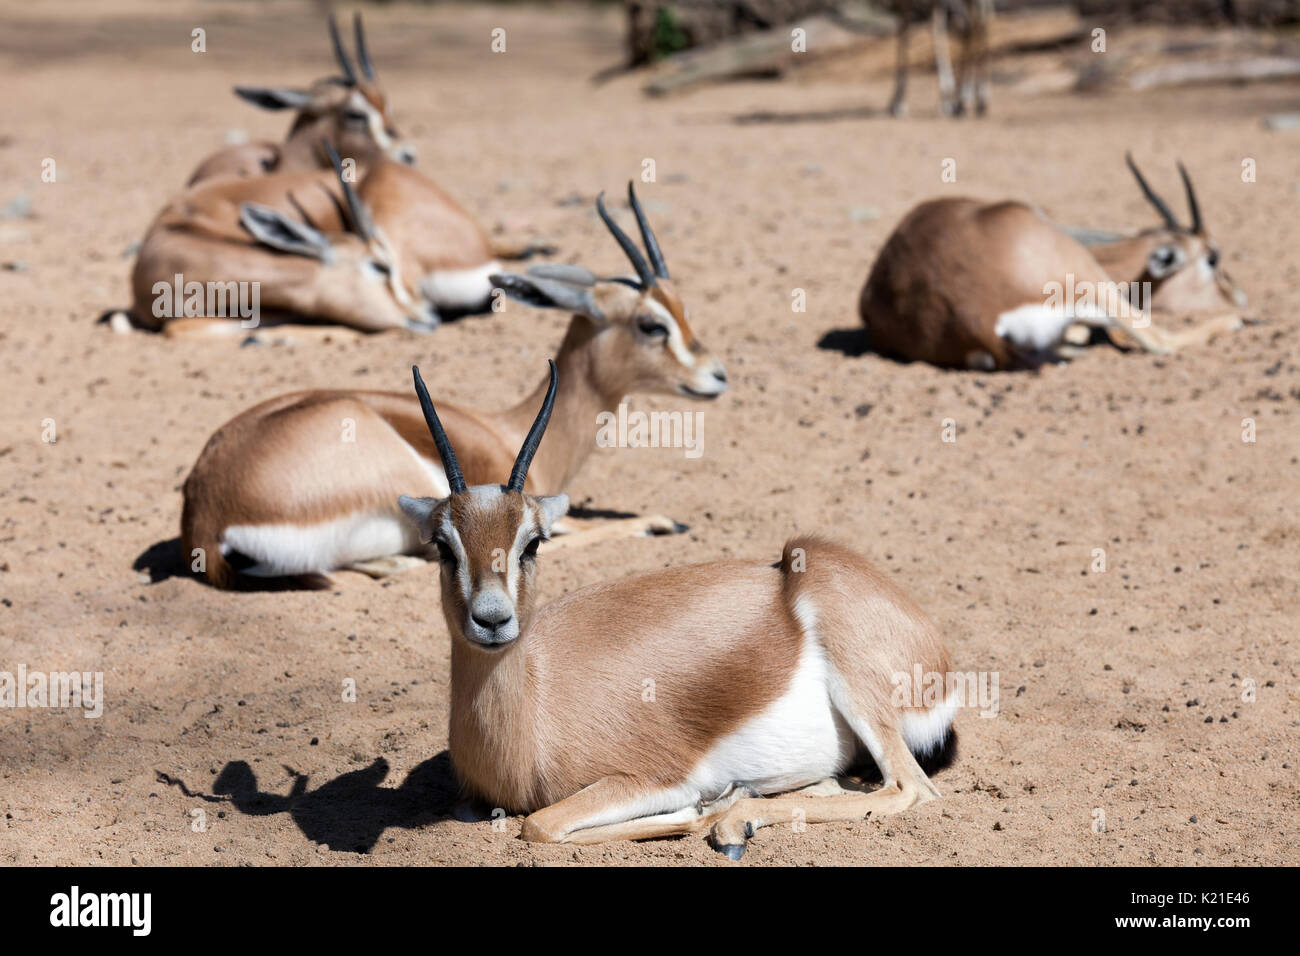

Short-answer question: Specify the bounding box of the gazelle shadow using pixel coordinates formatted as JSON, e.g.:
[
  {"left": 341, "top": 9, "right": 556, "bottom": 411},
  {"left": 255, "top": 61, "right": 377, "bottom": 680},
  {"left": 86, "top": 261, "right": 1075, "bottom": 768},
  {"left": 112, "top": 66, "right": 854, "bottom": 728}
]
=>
[
  {"left": 132, "top": 536, "right": 333, "bottom": 591},
  {"left": 817, "top": 327, "right": 875, "bottom": 358},
  {"left": 732, "top": 105, "right": 881, "bottom": 125},
  {"left": 167, "top": 752, "right": 469, "bottom": 854}
]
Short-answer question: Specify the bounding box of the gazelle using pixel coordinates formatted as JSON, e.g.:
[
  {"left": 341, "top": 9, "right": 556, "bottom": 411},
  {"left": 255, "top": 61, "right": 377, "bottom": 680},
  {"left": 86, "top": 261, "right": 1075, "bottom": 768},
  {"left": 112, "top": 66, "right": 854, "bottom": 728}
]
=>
[
  {"left": 397, "top": 361, "right": 955, "bottom": 858},
  {"left": 883, "top": 0, "right": 993, "bottom": 118},
  {"left": 128, "top": 140, "right": 435, "bottom": 338},
  {"left": 180, "top": 184, "right": 728, "bottom": 588},
  {"left": 857, "top": 155, "right": 1246, "bottom": 370},
  {"left": 186, "top": 13, "right": 415, "bottom": 186}
]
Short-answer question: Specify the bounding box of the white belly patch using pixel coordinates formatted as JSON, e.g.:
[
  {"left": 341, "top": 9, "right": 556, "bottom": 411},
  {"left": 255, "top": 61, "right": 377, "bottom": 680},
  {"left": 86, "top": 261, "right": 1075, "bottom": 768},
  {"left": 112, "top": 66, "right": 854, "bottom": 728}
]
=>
[
  {"left": 686, "top": 638, "right": 857, "bottom": 796},
  {"left": 222, "top": 511, "right": 422, "bottom": 576},
  {"left": 420, "top": 261, "right": 501, "bottom": 311}
]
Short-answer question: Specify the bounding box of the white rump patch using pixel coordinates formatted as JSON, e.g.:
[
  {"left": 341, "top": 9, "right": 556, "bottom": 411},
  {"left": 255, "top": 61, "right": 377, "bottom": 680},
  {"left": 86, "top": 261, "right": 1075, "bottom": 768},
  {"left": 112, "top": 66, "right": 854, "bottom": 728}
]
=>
[
  {"left": 223, "top": 511, "right": 422, "bottom": 577},
  {"left": 421, "top": 262, "right": 501, "bottom": 311},
  {"left": 900, "top": 696, "right": 957, "bottom": 756}
]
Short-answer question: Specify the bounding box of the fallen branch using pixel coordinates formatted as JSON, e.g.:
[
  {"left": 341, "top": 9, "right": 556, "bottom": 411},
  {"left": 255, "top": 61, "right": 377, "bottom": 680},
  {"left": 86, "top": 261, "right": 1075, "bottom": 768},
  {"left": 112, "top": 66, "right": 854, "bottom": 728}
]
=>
[{"left": 1129, "top": 56, "right": 1300, "bottom": 90}]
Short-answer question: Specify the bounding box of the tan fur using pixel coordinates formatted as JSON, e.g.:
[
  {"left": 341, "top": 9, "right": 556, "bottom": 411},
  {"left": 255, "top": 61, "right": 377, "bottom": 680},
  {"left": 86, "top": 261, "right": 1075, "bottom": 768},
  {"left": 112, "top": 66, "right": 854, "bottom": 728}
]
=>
[
  {"left": 186, "top": 21, "right": 413, "bottom": 186},
  {"left": 415, "top": 474, "right": 952, "bottom": 854},
  {"left": 182, "top": 289, "right": 726, "bottom": 586},
  {"left": 859, "top": 181, "right": 1246, "bottom": 369},
  {"left": 129, "top": 165, "right": 427, "bottom": 335},
  {"left": 131, "top": 152, "right": 504, "bottom": 334}
]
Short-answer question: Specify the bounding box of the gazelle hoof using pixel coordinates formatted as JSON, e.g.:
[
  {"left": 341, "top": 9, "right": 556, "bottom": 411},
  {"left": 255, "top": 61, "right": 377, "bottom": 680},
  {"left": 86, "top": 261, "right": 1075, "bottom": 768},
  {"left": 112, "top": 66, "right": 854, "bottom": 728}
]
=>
[
  {"left": 715, "top": 843, "right": 746, "bottom": 861},
  {"left": 646, "top": 516, "right": 688, "bottom": 536}
]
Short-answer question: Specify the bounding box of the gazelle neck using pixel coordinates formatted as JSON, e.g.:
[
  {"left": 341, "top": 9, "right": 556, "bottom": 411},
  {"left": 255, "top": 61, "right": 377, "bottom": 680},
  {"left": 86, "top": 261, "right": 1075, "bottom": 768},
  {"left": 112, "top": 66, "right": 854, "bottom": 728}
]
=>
[
  {"left": 448, "top": 632, "right": 539, "bottom": 808},
  {"left": 278, "top": 125, "right": 325, "bottom": 171},
  {"left": 505, "top": 315, "right": 625, "bottom": 492}
]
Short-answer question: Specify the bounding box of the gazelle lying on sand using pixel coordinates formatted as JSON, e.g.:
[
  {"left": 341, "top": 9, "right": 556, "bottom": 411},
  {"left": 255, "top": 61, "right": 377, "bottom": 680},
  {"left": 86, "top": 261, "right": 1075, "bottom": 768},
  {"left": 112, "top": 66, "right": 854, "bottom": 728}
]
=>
[
  {"left": 187, "top": 13, "right": 416, "bottom": 185},
  {"left": 858, "top": 155, "right": 1246, "bottom": 370},
  {"left": 183, "top": 12, "right": 544, "bottom": 267},
  {"left": 181, "top": 184, "right": 728, "bottom": 588},
  {"left": 398, "top": 361, "right": 954, "bottom": 858},
  {"left": 883, "top": 0, "right": 993, "bottom": 118},
  {"left": 192, "top": 152, "right": 507, "bottom": 326},
  {"left": 129, "top": 142, "right": 437, "bottom": 338}
]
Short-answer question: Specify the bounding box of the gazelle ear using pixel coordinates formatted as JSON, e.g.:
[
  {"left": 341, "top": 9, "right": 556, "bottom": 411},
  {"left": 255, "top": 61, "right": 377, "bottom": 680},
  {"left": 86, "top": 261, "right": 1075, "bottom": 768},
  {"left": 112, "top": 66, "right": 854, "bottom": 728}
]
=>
[
  {"left": 491, "top": 273, "right": 606, "bottom": 323},
  {"left": 234, "top": 86, "right": 313, "bottom": 110},
  {"left": 537, "top": 494, "right": 569, "bottom": 531},
  {"left": 398, "top": 494, "right": 442, "bottom": 543},
  {"left": 240, "top": 203, "right": 334, "bottom": 262},
  {"left": 526, "top": 263, "right": 598, "bottom": 286}
]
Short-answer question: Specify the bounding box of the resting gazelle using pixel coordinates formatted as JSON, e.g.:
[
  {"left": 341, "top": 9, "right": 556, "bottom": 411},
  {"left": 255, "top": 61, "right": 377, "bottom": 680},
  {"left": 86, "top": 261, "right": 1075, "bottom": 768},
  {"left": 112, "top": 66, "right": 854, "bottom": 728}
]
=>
[
  {"left": 397, "top": 360, "right": 955, "bottom": 858},
  {"left": 130, "top": 140, "right": 435, "bottom": 338},
  {"left": 858, "top": 155, "right": 1246, "bottom": 370},
  {"left": 180, "top": 184, "right": 727, "bottom": 588},
  {"left": 187, "top": 13, "right": 416, "bottom": 185}
]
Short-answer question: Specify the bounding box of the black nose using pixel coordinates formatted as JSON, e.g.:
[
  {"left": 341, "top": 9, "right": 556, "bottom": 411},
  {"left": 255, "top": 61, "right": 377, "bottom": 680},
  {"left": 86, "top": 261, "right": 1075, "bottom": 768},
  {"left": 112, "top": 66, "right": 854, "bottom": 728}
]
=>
[
  {"left": 714, "top": 369, "right": 727, "bottom": 383},
  {"left": 472, "top": 612, "right": 508, "bottom": 631}
]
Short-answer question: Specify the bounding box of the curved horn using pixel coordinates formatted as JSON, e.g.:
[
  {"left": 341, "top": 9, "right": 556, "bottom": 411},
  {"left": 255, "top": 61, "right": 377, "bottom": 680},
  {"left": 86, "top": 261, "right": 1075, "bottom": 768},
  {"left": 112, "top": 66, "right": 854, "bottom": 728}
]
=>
[
  {"left": 1177, "top": 161, "right": 1202, "bottom": 235},
  {"left": 354, "top": 12, "right": 375, "bottom": 81},
  {"left": 327, "top": 13, "right": 358, "bottom": 86},
  {"left": 412, "top": 366, "right": 467, "bottom": 494},
  {"left": 322, "top": 139, "right": 371, "bottom": 241},
  {"left": 507, "top": 360, "right": 558, "bottom": 493},
  {"left": 596, "top": 192, "right": 656, "bottom": 289},
  {"left": 1125, "top": 152, "right": 1180, "bottom": 231},
  {"left": 627, "top": 181, "right": 668, "bottom": 279}
]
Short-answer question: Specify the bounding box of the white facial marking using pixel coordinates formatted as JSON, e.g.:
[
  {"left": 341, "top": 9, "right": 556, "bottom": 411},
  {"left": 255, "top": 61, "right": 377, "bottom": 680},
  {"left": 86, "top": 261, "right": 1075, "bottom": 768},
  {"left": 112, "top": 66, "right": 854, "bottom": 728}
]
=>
[
  {"left": 506, "top": 508, "right": 538, "bottom": 604},
  {"left": 349, "top": 92, "right": 391, "bottom": 149},
  {"left": 646, "top": 298, "right": 695, "bottom": 368}
]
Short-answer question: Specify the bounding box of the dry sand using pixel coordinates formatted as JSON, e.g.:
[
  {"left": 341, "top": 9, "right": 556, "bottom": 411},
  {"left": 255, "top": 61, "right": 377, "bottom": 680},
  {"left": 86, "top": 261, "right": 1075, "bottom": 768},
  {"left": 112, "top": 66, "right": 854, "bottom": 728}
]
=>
[{"left": 0, "top": 0, "right": 1296, "bottom": 865}]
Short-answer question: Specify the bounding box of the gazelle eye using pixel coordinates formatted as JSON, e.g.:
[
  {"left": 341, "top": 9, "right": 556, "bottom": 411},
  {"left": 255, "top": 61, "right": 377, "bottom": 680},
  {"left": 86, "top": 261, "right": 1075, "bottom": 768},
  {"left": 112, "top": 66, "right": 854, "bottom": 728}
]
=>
[
  {"left": 1206, "top": 248, "right": 1220, "bottom": 269},
  {"left": 637, "top": 316, "right": 668, "bottom": 338},
  {"left": 521, "top": 537, "right": 544, "bottom": 561},
  {"left": 344, "top": 110, "right": 368, "bottom": 126},
  {"left": 434, "top": 539, "right": 456, "bottom": 566}
]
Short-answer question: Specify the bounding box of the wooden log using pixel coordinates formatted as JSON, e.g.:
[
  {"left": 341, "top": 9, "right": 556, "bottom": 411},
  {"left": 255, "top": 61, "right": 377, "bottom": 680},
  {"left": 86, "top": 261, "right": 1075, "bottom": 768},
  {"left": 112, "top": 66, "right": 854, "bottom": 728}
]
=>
[
  {"left": 1129, "top": 56, "right": 1300, "bottom": 91},
  {"left": 642, "top": 14, "right": 881, "bottom": 96}
]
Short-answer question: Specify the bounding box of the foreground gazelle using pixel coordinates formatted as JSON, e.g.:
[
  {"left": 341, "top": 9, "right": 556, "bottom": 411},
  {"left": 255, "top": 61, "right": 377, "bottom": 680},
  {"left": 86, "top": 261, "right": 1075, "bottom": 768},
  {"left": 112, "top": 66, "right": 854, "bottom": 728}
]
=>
[
  {"left": 398, "top": 361, "right": 955, "bottom": 858},
  {"left": 181, "top": 184, "right": 727, "bottom": 588},
  {"left": 187, "top": 13, "right": 415, "bottom": 185},
  {"left": 130, "top": 141, "right": 435, "bottom": 337},
  {"left": 858, "top": 155, "right": 1246, "bottom": 370}
]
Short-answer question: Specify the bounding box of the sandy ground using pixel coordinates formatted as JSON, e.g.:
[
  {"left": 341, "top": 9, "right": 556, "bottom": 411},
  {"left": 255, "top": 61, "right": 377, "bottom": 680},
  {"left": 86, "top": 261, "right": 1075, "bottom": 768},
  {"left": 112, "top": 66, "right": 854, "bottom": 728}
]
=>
[{"left": 0, "top": 0, "right": 1297, "bottom": 866}]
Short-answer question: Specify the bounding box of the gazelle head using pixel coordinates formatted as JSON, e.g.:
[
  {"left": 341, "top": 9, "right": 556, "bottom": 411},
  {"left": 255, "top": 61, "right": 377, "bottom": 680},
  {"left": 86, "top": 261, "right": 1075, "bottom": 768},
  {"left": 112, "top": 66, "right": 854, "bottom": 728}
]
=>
[
  {"left": 399, "top": 362, "right": 568, "bottom": 651},
  {"left": 1125, "top": 154, "right": 1247, "bottom": 312},
  {"left": 233, "top": 13, "right": 417, "bottom": 168},
  {"left": 239, "top": 140, "right": 436, "bottom": 330},
  {"left": 490, "top": 183, "right": 729, "bottom": 401}
]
